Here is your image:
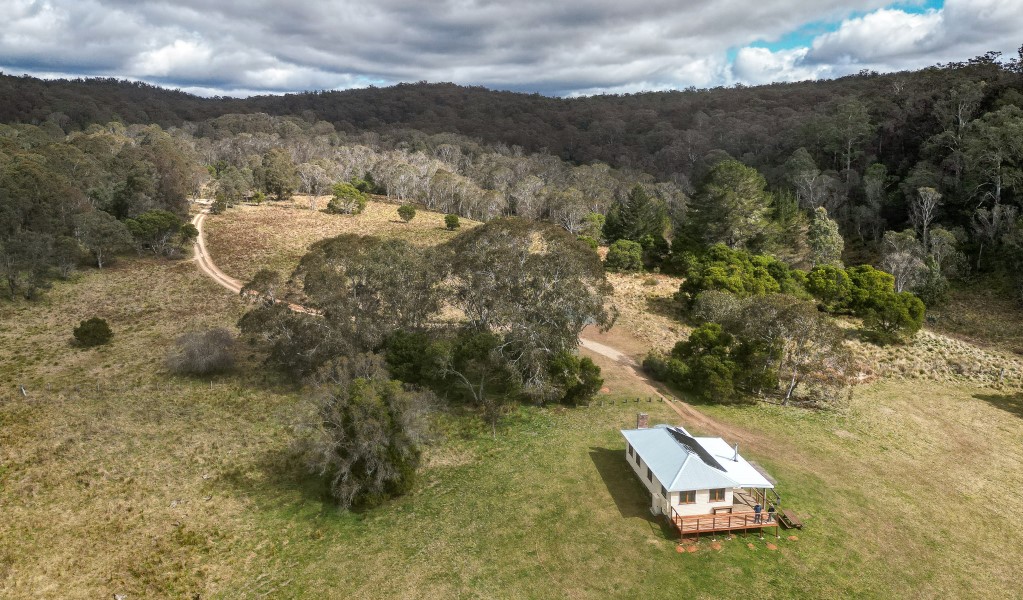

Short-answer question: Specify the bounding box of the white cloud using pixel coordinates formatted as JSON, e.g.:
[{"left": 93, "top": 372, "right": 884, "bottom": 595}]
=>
[
  {"left": 0, "top": 0, "right": 1020, "bottom": 96},
  {"left": 731, "top": 0, "right": 1023, "bottom": 85},
  {"left": 133, "top": 40, "right": 214, "bottom": 77},
  {"left": 733, "top": 47, "right": 827, "bottom": 84},
  {"left": 807, "top": 8, "right": 943, "bottom": 64}
]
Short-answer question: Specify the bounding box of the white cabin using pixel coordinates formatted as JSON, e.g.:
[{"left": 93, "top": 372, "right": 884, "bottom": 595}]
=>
[{"left": 620, "top": 423, "right": 774, "bottom": 517}]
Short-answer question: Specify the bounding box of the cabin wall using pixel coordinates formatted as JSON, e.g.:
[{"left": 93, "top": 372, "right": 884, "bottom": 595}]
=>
[
  {"left": 669, "top": 489, "right": 733, "bottom": 516},
  {"left": 624, "top": 444, "right": 668, "bottom": 513},
  {"left": 624, "top": 444, "right": 735, "bottom": 515}
]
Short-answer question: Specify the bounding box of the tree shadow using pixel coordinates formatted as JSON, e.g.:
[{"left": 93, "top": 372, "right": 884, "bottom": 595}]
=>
[
  {"left": 215, "top": 443, "right": 345, "bottom": 516},
  {"left": 588, "top": 447, "right": 674, "bottom": 537},
  {"left": 974, "top": 392, "right": 1023, "bottom": 419},
  {"left": 645, "top": 295, "right": 682, "bottom": 322}
]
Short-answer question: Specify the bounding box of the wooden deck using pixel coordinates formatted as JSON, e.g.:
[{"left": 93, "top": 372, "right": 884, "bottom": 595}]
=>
[{"left": 669, "top": 506, "right": 780, "bottom": 537}]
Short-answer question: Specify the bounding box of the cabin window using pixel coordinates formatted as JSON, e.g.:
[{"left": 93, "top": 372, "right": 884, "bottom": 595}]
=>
[
  {"left": 635, "top": 453, "right": 640, "bottom": 466},
  {"left": 628, "top": 445, "right": 634, "bottom": 457},
  {"left": 661, "top": 486, "right": 667, "bottom": 498},
  {"left": 679, "top": 491, "right": 696, "bottom": 504},
  {"left": 709, "top": 488, "right": 726, "bottom": 502},
  {"left": 646, "top": 467, "right": 653, "bottom": 482}
]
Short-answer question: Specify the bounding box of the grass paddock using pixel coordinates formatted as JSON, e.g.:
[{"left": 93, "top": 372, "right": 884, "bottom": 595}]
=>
[{"left": 2, "top": 204, "right": 1022, "bottom": 597}]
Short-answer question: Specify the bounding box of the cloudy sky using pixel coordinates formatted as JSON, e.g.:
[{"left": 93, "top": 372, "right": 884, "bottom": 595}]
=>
[{"left": 1, "top": 0, "right": 1021, "bottom": 97}]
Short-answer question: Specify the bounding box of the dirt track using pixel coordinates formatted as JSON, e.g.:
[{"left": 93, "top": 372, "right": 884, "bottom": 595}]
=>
[
  {"left": 192, "top": 211, "right": 243, "bottom": 294},
  {"left": 190, "top": 206, "right": 756, "bottom": 440}
]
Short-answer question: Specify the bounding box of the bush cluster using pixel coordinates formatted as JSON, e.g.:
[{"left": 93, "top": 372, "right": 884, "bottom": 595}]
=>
[
  {"left": 604, "top": 239, "right": 643, "bottom": 272},
  {"left": 73, "top": 317, "right": 112, "bottom": 347},
  {"left": 677, "top": 245, "right": 925, "bottom": 343},
  {"left": 326, "top": 182, "right": 368, "bottom": 215}
]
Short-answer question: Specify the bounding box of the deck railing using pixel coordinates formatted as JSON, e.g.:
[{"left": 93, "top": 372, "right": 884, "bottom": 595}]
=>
[{"left": 669, "top": 505, "right": 779, "bottom": 536}]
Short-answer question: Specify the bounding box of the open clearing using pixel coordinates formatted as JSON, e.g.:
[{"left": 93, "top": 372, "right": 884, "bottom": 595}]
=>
[{"left": 1, "top": 201, "right": 1022, "bottom": 597}]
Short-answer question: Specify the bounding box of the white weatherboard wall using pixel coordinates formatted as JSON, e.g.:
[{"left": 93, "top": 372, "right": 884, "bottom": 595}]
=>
[
  {"left": 669, "top": 489, "right": 733, "bottom": 516},
  {"left": 625, "top": 445, "right": 666, "bottom": 512}
]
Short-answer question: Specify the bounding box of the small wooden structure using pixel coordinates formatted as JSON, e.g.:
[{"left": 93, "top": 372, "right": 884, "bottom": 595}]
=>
[{"left": 778, "top": 509, "right": 804, "bottom": 530}]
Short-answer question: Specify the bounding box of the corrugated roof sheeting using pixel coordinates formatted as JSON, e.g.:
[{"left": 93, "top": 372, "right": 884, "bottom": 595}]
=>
[{"left": 621, "top": 425, "right": 774, "bottom": 492}]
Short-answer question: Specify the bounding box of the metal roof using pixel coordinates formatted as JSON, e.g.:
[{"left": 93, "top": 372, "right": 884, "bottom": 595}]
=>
[
  {"left": 620, "top": 425, "right": 774, "bottom": 492},
  {"left": 693, "top": 437, "right": 774, "bottom": 488}
]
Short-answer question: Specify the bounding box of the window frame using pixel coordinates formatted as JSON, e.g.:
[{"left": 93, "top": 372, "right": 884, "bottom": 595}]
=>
[
  {"left": 709, "top": 488, "right": 726, "bottom": 502},
  {"left": 646, "top": 467, "right": 653, "bottom": 482},
  {"left": 628, "top": 444, "right": 634, "bottom": 457},
  {"left": 679, "top": 490, "right": 696, "bottom": 504}
]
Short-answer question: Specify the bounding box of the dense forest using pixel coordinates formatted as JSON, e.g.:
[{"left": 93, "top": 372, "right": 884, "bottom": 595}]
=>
[{"left": 2, "top": 48, "right": 1023, "bottom": 308}]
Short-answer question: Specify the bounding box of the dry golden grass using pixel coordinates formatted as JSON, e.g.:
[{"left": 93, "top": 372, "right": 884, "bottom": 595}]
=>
[
  {"left": 603, "top": 271, "right": 689, "bottom": 356},
  {"left": 0, "top": 258, "right": 284, "bottom": 597},
  {"left": 929, "top": 285, "right": 1023, "bottom": 354},
  {"left": 203, "top": 196, "right": 479, "bottom": 282},
  {"left": 851, "top": 328, "right": 1023, "bottom": 390}
]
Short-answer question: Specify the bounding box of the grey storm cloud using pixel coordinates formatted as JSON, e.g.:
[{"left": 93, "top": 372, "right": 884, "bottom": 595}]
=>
[{"left": 0, "top": 0, "right": 1020, "bottom": 96}]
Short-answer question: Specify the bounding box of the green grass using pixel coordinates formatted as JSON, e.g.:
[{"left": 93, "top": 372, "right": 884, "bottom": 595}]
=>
[{"left": 3, "top": 215, "right": 1023, "bottom": 597}]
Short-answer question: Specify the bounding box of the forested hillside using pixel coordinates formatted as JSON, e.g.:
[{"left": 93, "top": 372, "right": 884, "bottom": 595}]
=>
[{"left": 3, "top": 48, "right": 1023, "bottom": 305}]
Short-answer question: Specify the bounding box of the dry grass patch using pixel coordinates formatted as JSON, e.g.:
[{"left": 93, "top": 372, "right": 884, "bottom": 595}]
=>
[
  {"left": 203, "top": 197, "right": 479, "bottom": 282},
  {"left": 850, "top": 328, "right": 1023, "bottom": 390},
  {"left": 929, "top": 285, "right": 1023, "bottom": 354}
]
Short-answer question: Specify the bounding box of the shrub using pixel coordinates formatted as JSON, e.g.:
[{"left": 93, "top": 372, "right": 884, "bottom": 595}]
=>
[
  {"left": 73, "top": 317, "right": 112, "bottom": 347},
  {"left": 124, "top": 210, "right": 184, "bottom": 256},
  {"left": 846, "top": 265, "right": 896, "bottom": 314},
  {"left": 582, "top": 212, "right": 605, "bottom": 239},
  {"left": 669, "top": 323, "right": 741, "bottom": 403},
  {"left": 806, "top": 264, "right": 853, "bottom": 311},
  {"left": 351, "top": 173, "right": 379, "bottom": 194},
  {"left": 604, "top": 239, "right": 643, "bottom": 272},
  {"left": 577, "top": 235, "right": 599, "bottom": 250},
  {"left": 913, "top": 264, "right": 950, "bottom": 308},
  {"left": 863, "top": 292, "right": 926, "bottom": 344},
  {"left": 299, "top": 360, "right": 434, "bottom": 509},
  {"left": 691, "top": 290, "right": 742, "bottom": 324},
  {"left": 327, "top": 183, "right": 368, "bottom": 215},
  {"left": 210, "top": 194, "right": 228, "bottom": 215},
  {"left": 397, "top": 204, "right": 417, "bottom": 223},
  {"left": 166, "top": 328, "right": 236, "bottom": 375},
  {"left": 444, "top": 214, "right": 460, "bottom": 230},
  {"left": 548, "top": 352, "right": 603, "bottom": 406},
  {"left": 675, "top": 244, "right": 798, "bottom": 306}
]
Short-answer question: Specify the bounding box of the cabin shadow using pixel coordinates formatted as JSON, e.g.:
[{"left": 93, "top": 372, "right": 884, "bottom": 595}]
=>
[
  {"left": 589, "top": 447, "right": 672, "bottom": 537},
  {"left": 974, "top": 392, "right": 1023, "bottom": 419}
]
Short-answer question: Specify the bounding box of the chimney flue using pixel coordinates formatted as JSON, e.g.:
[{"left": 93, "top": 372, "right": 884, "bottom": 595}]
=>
[
  {"left": 637, "top": 413, "right": 649, "bottom": 429},
  {"left": 733, "top": 443, "right": 739, "bottom": 461}
]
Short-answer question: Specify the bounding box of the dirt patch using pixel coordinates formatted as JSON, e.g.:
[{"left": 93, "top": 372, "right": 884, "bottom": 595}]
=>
[
  {"left": 603, "top": 272, "right": 688, "bottom": 352},
  {"left": 710, "top": 541, "right": 723, "bottom": 551},
  {"left": 766, "top": 542, "right": 778, "bottom": 551}
]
